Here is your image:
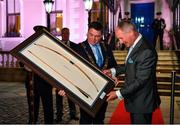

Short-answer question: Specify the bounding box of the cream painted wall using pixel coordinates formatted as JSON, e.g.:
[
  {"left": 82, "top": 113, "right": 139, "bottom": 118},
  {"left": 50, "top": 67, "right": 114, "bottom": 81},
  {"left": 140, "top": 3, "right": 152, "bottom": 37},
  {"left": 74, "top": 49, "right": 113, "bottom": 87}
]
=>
[
  {"left": 22, "top": 0, "right": 46, "bottom": 38},
  {"left": 0, "top": 1, "right": 3, "bottom": 38},
  {"left": 68, "top": 0, "right": 87, "bottom": 43},
  {"left": 0, "top": 0, "right": 172, "bottom": 50},
  {"left": 0, "top": 0, "right": 88, "bottom": 50},
  {"left": 0, "top": 1, "right": 6, "bottom": 37}
]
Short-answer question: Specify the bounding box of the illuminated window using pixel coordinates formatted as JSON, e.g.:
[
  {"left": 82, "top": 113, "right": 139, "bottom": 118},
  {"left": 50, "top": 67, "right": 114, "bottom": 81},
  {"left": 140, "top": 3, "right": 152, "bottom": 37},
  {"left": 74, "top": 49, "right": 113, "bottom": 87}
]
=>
[
  {"left": 5, "top": 0, "right": 21, "bottom": 37},
  {"left": 49, "top": 0, "right": 63, "bottom": 36},
  {"left": 50, "top": 11, "right": 63, "bottom": 36}
]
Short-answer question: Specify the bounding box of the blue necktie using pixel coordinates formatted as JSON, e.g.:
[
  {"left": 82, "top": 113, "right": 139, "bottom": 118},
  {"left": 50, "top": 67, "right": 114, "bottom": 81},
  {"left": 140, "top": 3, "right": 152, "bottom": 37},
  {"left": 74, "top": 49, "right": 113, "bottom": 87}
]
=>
[{"left": 94, "top": 44, "right": 103, "bottom": 67}]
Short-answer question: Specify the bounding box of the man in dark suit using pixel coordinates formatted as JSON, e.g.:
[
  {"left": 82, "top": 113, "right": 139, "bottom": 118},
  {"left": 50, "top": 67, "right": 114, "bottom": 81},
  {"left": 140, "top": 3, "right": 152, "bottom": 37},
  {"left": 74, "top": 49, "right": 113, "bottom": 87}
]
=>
[
  {"left": 19, "top": 26, "right": 54, "bottom": 124},
  {"left": 104, "top": 21, "right": 161, "bottom": 124},
  {"left": 151, "top": 12, "right": 166, "bottom": 50},
  {"left": 33, "top": 74, "right": 53, "bottom": 123},
  {"left": 33, "top": 26, "right": 54, "bottom": 124},
  {"left": 58, "top": 21, "right": 117, "bottom": 124},
  {"left": 122, "top": 11, "right": 132, "bottom": 22},
  {"left": 76, "top": 21, "right": 117, "bottom": 124},
  {"left": 55, "top": 27, "right": 79, "bottom": 123}
]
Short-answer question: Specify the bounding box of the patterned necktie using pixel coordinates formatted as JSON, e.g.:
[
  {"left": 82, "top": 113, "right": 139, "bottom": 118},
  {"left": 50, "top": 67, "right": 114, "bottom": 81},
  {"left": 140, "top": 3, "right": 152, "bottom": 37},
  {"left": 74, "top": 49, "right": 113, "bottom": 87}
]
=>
[
  {"left": 94, "top": 44, "right": 103, "bottom": 67},
  {"left": 125, "top": 47, "right": 133, "bottom": 63}
]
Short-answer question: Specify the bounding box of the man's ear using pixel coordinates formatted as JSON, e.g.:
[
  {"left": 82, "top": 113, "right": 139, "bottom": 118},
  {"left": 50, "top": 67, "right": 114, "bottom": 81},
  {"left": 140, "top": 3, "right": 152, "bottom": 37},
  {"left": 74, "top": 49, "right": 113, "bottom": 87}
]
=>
[{"left": 129, "top": 30, "right": 134, "bottom": 36}]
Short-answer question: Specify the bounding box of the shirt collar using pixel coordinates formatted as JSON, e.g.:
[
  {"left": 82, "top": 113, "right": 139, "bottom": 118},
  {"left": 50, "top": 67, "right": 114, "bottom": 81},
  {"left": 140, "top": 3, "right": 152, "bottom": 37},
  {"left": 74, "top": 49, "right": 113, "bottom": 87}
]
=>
[
  {"left": 131, "top": 33, "right": 142, "bottom": 49},
  {"left": 89, "top": 42, "right": 100, "bottom": 48}
]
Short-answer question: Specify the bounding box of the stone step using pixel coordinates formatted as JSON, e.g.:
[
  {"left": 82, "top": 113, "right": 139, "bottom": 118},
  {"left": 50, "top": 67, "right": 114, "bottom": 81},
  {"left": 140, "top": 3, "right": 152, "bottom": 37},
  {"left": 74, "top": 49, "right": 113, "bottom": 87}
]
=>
[
  {"left": 115, "top": 60, "right": 180, "bottom": 65},
  {"left": 156, "top": 67, "right": 180, "bottom": 73},
  {"left": 158, "top": 90, "right": 180, "bottom": 96},
  {"left": 115, "top": 80, "right": 180, "bottom": 96},
  {"left": 113, "top": 50, "right": 180, "bottom": 56},
  {"left": 115, "top": 80, "right": 180, "bottom": 86},
  {"left": 113, "top": 50, "right": 180, "bottom": 61},
  {"left": 114, "top": 56, "right": 180, "bottom": 61},
  {"left": 117, "top": 73, "right": 180, "bottom": 80}
]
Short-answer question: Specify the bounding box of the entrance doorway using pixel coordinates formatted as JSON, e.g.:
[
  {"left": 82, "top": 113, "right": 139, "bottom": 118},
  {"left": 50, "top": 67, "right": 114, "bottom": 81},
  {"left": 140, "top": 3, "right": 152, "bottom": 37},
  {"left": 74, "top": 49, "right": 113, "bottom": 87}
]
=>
[{"left": 131, "top": 2, "right": 154, "bottom": 44}]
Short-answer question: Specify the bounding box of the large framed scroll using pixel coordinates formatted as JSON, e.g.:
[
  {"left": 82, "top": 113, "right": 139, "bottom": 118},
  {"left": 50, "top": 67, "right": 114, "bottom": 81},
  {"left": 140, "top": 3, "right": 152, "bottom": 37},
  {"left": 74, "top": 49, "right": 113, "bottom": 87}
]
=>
[{"left": 10, "top": 28, "right": 115, "bottom": 117}]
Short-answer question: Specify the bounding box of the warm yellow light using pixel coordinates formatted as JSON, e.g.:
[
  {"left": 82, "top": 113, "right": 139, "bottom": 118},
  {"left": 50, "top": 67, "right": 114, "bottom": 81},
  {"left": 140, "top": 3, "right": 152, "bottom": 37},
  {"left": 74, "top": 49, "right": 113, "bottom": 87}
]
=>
[
  {"left": 56, "top": 28, "right": 60, "bottom": 32},
  {"left": 56, "top": 13, "right": 62, "bottom": 17}
]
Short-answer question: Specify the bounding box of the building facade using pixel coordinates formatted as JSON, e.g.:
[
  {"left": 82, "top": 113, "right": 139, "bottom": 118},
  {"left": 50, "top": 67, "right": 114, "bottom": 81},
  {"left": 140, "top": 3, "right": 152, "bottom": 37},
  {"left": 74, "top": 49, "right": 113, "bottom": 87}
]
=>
[{"left": 0, "top": 0, "right": 179, "bottom": 51}]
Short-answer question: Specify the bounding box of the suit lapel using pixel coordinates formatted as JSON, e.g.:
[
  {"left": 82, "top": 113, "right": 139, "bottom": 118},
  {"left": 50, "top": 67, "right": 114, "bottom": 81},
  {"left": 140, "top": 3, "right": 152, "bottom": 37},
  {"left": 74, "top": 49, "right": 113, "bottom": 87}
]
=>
[
  {"left": 84, "top": 41, "right": 97, "bottom": 64},
  {"left": 84, "top": 40, "right": 107, "bottom": 68},
  {"left": 125, "top": 38, "right": 143, "bottom": 67},
  {"left": 99, "top": 42, "right": 106, "bottom": 64}
]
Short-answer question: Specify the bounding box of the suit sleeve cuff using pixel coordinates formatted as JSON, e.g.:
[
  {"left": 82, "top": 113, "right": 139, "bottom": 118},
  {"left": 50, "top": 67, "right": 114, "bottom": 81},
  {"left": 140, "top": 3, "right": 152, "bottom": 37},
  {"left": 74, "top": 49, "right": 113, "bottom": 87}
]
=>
[
  {"left": 110, "top": 68, "right": 116, "bottom": 77},
  {"left": 116, "top": 90, "right": 123, "bottom": 100}
]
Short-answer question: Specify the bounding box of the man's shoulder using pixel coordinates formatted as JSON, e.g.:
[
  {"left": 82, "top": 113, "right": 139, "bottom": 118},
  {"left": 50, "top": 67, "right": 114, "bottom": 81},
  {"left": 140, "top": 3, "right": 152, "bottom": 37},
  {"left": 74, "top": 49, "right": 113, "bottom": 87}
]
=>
[{"left": 69, "top": 41, "right": 77, "bottom": 44}]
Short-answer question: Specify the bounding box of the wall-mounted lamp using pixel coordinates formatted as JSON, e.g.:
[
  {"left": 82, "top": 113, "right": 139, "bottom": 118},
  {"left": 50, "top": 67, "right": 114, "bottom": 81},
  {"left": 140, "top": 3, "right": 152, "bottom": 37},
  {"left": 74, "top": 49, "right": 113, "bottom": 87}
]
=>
[
  {"left": 83, "top": 0, "right": 93, "bottom": 25},
  {"left": 43, "top": 0, "right": 54, "bottom": 13},
  {"left": 43, "top": 0, "right": 54, "bottom": 31},
  {"left": 83, "top": 0, "right": 93, "bottom": 11}
]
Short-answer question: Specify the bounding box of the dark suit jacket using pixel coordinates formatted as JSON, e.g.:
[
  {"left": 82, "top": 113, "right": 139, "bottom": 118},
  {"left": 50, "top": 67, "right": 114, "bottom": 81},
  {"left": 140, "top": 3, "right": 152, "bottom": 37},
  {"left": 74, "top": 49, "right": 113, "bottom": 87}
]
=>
[
  {"left": 68, "top": 41, "right": 78, "bottom": 51},
  {"left": 116, "top": 37, "right": 161, "bottom": 113},
  {"left": 76, "top": 40, "right": 117, "bottom": 123},
  {"left": 77, "top": 40, "right": 117, "bottom": 69}
]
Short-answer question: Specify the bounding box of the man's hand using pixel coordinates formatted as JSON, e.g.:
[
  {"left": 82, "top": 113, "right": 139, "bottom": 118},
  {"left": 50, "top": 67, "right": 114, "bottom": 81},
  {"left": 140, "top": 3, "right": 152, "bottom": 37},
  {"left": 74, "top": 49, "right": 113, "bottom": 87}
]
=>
[
  {"left": 103, "top": 69, "right": 120, "bottom": 86},
  {"left": 112, "top": 77, "right": 120, "bottom": 86},
  {"left": 24, "top": 65, "right": 32, "bottom": 72},
  {"left": 103, "top": 69, "right": 112, "bottom": 78},
  {"left": 58, "top": 90, "right": 66, "bottom": 96},
  {"left": 106, "top": 91, "right": 118, "bottom": 101}
]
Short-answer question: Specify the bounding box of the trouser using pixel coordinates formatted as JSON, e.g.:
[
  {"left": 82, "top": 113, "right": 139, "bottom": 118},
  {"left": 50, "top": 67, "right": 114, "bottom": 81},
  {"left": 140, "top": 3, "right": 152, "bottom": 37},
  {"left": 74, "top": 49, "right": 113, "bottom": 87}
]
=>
[
  {"left": 79, "top": 101, "right": 108, "bottom": 124},
  {"left": 130, "top": 112, "right": 152, "bottom": 124},
  {"left": 153, "top": 31, "right": 164, "bottom": 50},
  {"left": 34, "top": 75, "right": 53, "bottom": 124},
  {"left": 55, "top": 90, "right": 76, "bottom": 120},
  {"left": 25, "top": 72, "right": 34, "bottom": 124}
]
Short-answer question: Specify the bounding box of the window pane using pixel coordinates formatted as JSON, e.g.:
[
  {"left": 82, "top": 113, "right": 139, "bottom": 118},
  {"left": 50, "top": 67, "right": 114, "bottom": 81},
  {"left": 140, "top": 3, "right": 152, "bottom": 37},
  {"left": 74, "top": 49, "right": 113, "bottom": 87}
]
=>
[
  {"left": 6, "top": 0, "right": 21, "bottom": 37},
  {"left": 50, "top": 11, "right": 63, "bottom": 36},
  {"left": 6, "top": 14, "right": 20, "bottom": 37}
]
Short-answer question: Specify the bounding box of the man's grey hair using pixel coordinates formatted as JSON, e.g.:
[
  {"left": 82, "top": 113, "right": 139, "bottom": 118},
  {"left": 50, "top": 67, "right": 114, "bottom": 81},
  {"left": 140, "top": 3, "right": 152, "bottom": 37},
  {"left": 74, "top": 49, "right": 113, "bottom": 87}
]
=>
[{"left": 117, "top": 21, "right": 137, "bottom": 33}]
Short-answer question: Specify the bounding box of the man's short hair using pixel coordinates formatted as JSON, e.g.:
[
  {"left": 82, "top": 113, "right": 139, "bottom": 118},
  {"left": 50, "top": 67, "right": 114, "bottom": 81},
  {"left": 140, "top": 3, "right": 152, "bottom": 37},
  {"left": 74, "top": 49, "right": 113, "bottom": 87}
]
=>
[
  {"left": 125, "top": 11, "right": 130, "bottom": 15},
  {"left": 156, "top": 12, "right": 162, "bottom": 15},
  {"left": 61, "top": 27, "right": 69, "bottom": 32},
  {"left": 33, "top": 25, "right": 48, "bottom": 32},
  {"left": 88, "top": 21, "right": 103, "bottom": 33},
  {"left": 117, "top": 21, "right": 137, "bottom": 33}
]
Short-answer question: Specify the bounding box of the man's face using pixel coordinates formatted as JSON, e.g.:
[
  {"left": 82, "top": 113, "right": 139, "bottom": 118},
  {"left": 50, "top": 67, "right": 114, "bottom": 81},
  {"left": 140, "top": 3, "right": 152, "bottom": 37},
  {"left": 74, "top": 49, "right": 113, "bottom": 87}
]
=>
[
  {"left": 115, "top": 27, "right": 134, "bottom": 48},
  {"left": 61, "top": 29, "right": 69, "bottom": 41},
  {"left": 87, "top": 28, "right": 102, "bottom": 45},
  {"left": 157, "top": 15, "right": 161, "bottom": 19}
]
